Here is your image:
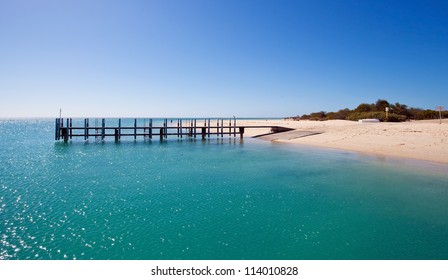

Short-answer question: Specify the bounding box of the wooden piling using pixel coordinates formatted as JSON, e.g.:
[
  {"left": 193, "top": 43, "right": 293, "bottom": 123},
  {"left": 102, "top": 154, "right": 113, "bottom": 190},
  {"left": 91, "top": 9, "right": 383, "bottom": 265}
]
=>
[
  {"left": 58, "top": 118, "right": 62, "bottom": 140},
  {"left": 62, "top": 127, "right": 68, "bottom": 143},
  {"left": 165, "top": 119, "right": 168, "bottom": 139},
  {"left": 194, "top": 119, "right": 197, "bottom": 138},
  {"left": 216, "top": 119, "right": 219, "bottom": 137},
  {"left": 208, "top": 119, "right": 210, "bottom": 138},
  {"left": 180, "top": 119, "right": 183, "bottom": 138},
  {"left": 149, "top": 118, "right": 152, "bottom": 139},
  {"left": 118, "top": 119, "right": 121, "bottom": 140},
  {"left": 83, "top": 119, "right": 86, "bottom": 140},
  {"left": 55, "top": 119, "right": 59, "bottom": 140},
  {"left": 69, "top": 118, "right": 73, "bottom": 140},
  {"left": 102, "top": 118, "right": 106, "bottom": 140},
  {"left": 239, "top": 127, "right": 244, "bottom": 139},
  {"left": 86, "top": 118, "right": 89, "bottom": 140},
  {"left": 233, "top": 117, "right": 236, "bottom": 137},
  {"left": 95, "top": 119, "right": 98, "bottom": 140},
  {"left": 134, "top": 119, "right": 137, "bottom": 140},
  {"left": 221, "top": 119, "right": 224, "bottom": 137},
  {"left": 114, "top": 129, "right": 119, "bottom": 142},
  {"left": 202, "top": 127, "right": 206, "bottom": 140}
]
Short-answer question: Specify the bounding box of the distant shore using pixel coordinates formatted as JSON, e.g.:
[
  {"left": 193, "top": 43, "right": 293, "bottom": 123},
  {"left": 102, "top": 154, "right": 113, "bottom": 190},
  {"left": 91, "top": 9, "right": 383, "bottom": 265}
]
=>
[{"left": 240, "top": 119, "right": 448, "bottom": 164}]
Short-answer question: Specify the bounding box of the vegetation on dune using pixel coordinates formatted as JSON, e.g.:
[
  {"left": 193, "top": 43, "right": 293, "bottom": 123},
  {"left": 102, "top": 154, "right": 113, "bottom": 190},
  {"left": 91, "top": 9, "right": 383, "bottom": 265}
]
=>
[{"left": 290, "top": 99, "right": 447, "bottom": 122}]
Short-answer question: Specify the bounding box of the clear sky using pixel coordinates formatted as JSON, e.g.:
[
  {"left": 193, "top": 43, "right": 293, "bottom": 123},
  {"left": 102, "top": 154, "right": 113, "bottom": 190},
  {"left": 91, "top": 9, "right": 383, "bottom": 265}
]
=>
[{"left": 1, "top": 0, "right": 447, "bottom": 118}]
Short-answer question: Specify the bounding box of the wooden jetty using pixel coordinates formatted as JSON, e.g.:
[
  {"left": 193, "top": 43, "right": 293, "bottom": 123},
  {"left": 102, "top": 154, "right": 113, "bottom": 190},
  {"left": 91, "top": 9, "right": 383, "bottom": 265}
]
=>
[{"left": 55, "top": 118, "right": 282, "bottom": 143}]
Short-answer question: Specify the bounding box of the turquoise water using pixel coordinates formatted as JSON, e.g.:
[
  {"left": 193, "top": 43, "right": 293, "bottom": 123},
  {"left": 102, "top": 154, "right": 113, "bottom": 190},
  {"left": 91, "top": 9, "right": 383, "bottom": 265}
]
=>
[{"left": 1, "top": 119, "right": 448, "bottom": 260}]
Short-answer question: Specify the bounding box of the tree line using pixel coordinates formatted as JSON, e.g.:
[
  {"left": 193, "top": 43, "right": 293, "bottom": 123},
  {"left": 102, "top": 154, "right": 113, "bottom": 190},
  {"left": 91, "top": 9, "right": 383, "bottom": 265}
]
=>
[{"left": 290, "top": 99, "right": 447, "bottom": 122}]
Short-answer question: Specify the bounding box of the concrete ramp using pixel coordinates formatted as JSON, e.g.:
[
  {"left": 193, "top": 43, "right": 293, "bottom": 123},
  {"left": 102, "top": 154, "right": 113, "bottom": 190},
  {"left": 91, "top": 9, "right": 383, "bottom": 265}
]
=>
[{"left": 254, "top": 129, "right": 322, "bottom": 141}]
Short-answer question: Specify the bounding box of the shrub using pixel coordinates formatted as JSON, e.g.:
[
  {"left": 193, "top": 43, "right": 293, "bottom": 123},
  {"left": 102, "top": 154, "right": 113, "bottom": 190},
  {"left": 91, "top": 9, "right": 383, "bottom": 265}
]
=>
[
  {"left": 291, "top": 100, "right": 443, "bottom": 122},
  {"left": 346, "top": 111, "right": 407, "bottom": 122}
]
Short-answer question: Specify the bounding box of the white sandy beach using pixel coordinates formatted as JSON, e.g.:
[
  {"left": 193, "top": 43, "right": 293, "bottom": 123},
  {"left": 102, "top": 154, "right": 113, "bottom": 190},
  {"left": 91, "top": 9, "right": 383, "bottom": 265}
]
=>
[{"left": 239, "top": 119, "right": 448, "bottom": 164}]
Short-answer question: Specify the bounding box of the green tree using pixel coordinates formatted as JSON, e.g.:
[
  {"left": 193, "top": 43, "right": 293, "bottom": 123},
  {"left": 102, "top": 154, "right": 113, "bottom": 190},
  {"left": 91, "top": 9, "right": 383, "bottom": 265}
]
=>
[
  {"left": 335, "top": 108, "right": 351, "bottom": 119},
  {"left": 390, "top": 102, "right": 409, "bottom": 118},
  {"left": 375, "top": 99, "right": 390, "bottom": 111},
  {"left": 355, "top": 103, "right": 374, "bottom": 112}
]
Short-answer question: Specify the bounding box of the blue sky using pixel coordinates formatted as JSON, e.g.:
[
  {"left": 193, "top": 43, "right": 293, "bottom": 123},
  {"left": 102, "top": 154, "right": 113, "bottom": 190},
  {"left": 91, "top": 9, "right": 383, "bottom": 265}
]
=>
[{"left": 0, "top": 0, "right": 447, "bottom": 118}]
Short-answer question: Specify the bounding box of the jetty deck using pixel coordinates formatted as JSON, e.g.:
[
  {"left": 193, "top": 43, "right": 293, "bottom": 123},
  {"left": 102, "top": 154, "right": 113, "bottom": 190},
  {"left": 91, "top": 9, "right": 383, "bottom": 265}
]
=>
[{"left": 55, "top": 118, "right": 290, "bottom": 142}]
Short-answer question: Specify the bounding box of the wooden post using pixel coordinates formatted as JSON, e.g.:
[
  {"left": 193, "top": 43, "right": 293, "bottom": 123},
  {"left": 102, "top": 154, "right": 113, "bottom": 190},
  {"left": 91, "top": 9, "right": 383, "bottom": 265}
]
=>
[
  {"left": 239, "top": 127, "right": 244, "bottom": 139},
  {"left": 221, "top": 119, "right": 224, "bottom": 137},
  {"left": 180, "top": 119, "right": 183, "bottom": 138},
  {"left": 114, "top": 129, "right": 119, "bottom": 142},
  {"left": 86, "top": 118, "right": 89, "bottom": 140},
  {"left": 149, "top": 118, "right": 152, "bottom": 139},
  {"left": 194, "top": 119, "right": 197, "bottom": 138},
  {"left": 62, "top": 127, "right": 68, "bottom": 143},
  {"left": 56, "top": 118, "right": 59, "bottom": 140},
  {"left": 95, "top": 119, "right": 98, "bottom": 140},
  {"left": 159, "top": 128, "right": 163, "bottom": 141},
  {"left": 56, "top": 119, "right": 61, "bottom": 140},
  {"left": 101, "top": 118, "right": 106, "bottom": 140},
  {"left": 233, "top": 117, "right": 236, "bottom": 137},
  {"left": 202, "top": 127, "right": 206, "bottom": 140},
  {"left": 134, "top": 118, "right": 137, "bottom": 140},
  {"left": 55, "top": 118, "right": 60, "bottom": 140},
  {"left": 69, "top": 118, "right": 72, "bottom": 139},
  {"left": 83, "top": 118, "right": 87, "bottom": 140},
  {"left": 83, "top": 118, "right": 86, "bottom": 140},
  {"left": 118, "top": 119, "right": 121, "bottom": 140},
  {"left": 208, "top": 119, "right": 210, "bottom": 138},
  {"left": 165, "top": 119, "right": 168, "bottom": 139},
  {"left": 436, "top": 106, "right": 444, "bottom": 124}
]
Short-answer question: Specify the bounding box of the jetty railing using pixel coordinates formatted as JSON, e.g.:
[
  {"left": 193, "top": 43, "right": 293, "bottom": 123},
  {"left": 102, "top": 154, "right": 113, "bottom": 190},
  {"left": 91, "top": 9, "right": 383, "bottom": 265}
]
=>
[{"left": 55, "top": 118, "right": 275, "bottom": 142}]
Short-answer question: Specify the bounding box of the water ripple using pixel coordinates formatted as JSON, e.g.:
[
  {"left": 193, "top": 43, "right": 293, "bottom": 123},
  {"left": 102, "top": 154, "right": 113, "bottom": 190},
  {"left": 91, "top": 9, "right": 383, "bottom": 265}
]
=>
[{"left": 1, "top": 120, "right": 448, "bottom": 259}]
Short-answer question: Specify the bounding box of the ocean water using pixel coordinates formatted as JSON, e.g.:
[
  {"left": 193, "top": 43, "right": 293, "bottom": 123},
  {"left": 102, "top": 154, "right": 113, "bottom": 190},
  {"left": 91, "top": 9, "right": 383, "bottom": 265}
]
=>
[{"left": 1, "top": 119, "right": 447, "bottom": 260}]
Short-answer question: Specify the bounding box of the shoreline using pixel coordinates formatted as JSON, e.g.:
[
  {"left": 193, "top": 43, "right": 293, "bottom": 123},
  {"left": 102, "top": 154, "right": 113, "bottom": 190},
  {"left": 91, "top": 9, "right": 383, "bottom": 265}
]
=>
[
  {"left": 239, "top": 119, "right": 448, "bottom": 165},
  {"left": 2, "top": 117, "right": 447, "bottom": 164}
]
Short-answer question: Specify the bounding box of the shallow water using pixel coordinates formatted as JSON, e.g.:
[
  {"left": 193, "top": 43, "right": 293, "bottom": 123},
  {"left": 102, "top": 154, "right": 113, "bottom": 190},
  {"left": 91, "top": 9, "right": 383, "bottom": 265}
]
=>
[{"left": 1, "top": 119, "right": 447, "bottom": 259}]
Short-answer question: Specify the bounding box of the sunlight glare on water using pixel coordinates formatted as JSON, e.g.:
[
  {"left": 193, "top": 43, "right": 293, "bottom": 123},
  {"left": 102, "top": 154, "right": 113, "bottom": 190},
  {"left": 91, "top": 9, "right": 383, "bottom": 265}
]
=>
[{"left": 1, "top": 119, "right": 447, "bottom": 260}]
